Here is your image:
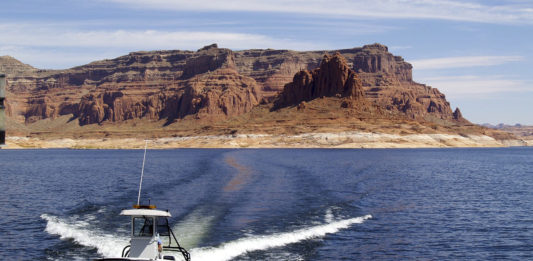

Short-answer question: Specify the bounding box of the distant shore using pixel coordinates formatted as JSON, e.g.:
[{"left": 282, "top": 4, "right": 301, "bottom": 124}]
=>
[{"left": 4, "top": 132, "right": 530, "bottom": 149}]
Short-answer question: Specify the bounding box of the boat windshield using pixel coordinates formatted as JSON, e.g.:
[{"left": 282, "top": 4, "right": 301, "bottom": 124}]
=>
[
  {"left": 157, "top": 217, "right": 170, "bottom": 236},
  {"left": 133, "top": 217, "right": 154, "bottom": 237}
]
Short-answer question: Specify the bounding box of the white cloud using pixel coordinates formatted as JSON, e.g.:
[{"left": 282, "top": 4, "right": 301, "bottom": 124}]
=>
[
  {"left": 0, "top": 46, "right": 117, "bottom": 70},
  {"left": 0, "top": 24, "right": 320, "bottom": 51},
  {"left": 411, "top": 56, "right": 524, "bottom": 70},
  {"left": 419, "top": 75, "right": 531, "bottom": 98},
  {"left": 106, "top": 0, "right": 533, "bottom": 24},
  {"left": 0, "top": 23, "right": 326, "bottom": 68}
]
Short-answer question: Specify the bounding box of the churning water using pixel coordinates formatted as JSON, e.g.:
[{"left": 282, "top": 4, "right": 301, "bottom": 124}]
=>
[{"left": 1, "top": 148, "right": 533, "bottom": 260}]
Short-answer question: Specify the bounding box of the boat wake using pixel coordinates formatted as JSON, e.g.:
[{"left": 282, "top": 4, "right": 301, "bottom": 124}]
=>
[
  {"left": 41, "top": 214, "right": 129, "bottom": 258},
  {"left": 41, "top": 212, "right": 372, "bottom": 260},
  {"left": 172, "top": 209, "right": 217, "bottom": 249},
  {"left": 190, "top": 214, "right": 372, "bottom": 261}
]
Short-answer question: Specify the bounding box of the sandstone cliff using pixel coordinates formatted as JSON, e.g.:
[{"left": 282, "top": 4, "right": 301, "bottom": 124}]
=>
[
  {"left": 2, "top": 43, "right": 467, "bottom": 132},
  {"left": 236, "top": 43, "right": 460, "bottom": 123},
  {"left": 274, "top": 52, "right": 366, "bottom": 109},
  {"left": 5, "top": 44, "right": 260, "bottom": 125}
]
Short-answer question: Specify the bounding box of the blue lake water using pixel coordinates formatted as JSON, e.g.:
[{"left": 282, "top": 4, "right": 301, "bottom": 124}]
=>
[{"left": 1, "top": 148, "right": 533, "bottom": 260}]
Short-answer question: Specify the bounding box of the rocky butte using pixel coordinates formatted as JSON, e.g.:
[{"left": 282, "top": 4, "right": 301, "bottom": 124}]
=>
[
  {"left": 273, "top": 53, "right": 367, "bottom": 110},
  {"left": 0, "top": 43, "right": 518, "bottom": 148}
]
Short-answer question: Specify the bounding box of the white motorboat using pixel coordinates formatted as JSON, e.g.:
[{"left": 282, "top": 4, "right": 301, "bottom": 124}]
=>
[
  {"left": 96, "top": 204, "right": 190, "bottom": 261},
  {"left": 96, "top": 142, "right": 190, "bottom": 260}
]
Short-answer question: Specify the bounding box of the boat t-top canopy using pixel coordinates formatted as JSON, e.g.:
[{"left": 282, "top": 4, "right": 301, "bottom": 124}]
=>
[{"left": 120, "top": 208, "right": 171, "bottom": 217}]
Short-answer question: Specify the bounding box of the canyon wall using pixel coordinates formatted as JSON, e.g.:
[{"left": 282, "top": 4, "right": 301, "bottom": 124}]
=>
[{"left": 1, "top": 43, "right": 465, "bottom": 127}]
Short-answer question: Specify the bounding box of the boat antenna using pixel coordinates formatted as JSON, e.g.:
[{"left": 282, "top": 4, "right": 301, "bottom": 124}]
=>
[{"left": 137, "top": 140, "right": 148, "bottom": 206}]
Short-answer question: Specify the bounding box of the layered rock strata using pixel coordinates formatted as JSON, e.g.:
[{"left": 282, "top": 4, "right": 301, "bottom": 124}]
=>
[
  {"left": 2, "top": 43, "right": 466, "bottom": 127},
  {"left": 5, "top": 45, "right": 260, "bottom": 125}
]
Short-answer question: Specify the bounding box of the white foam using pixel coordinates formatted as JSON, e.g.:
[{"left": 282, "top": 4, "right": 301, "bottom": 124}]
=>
[
  {"left": 190, "top": 214, "right": 372, "bottom": 261},
  {"left": 41, "top": 214, "right": 129, "bottom": 258},
  {"left": 42, "top": 213, "right": 371, "bottom": 261}
]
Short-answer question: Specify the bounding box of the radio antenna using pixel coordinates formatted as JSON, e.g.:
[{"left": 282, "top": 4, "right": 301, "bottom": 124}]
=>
[{"left": 137, "top": 140, "right": 148, "bottom": 206}]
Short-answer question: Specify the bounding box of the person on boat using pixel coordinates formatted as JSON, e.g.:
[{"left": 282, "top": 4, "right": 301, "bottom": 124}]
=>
[{"left": 157, "top": 234, "right": 163, "bottom": 257}]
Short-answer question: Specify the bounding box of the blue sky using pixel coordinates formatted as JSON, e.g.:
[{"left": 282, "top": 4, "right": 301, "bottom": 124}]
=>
[{"left": 1, "top": 0, "right": 532, "bottom": 124}]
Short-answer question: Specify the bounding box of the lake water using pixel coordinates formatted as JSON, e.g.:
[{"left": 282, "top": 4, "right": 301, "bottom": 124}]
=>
[{"left": 1, "top": 148, "right": 533, "bottom": 260}]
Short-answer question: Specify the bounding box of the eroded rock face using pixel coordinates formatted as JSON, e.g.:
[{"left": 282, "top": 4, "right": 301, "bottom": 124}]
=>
[
  {"left": 181, "top": 44, "right": 237, "bottom": 79},
  {"left": 352, "top": 43, "right": 413, "bottom": 82},
  {"left": 3, "top": 45, "right": 261, "bottom": 125},
  {"left": 271, "top": 50, "right": 460, "bottom": 123},
  {"left": 75, "top": 68, "right": 260, "bottom": 125},
  {"left": 274, "top": 53, "right": 366, "bottom": 109},
  {"left": 453, "top": 107, "right": 470, "bottom": 124},
  {"left": 232, "top": 44, "right": 458, "bottom": 122},
  {"left": 2, "top": 43, "right": 465, "bottom": 126},
  {"left": 233, "top": 43, "right": 414, "bottom": 96}
]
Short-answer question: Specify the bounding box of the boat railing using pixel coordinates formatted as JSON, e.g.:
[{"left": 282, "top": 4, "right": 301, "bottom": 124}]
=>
[
  {"left": 162, "top": 246, "right": 191, "bottom": 261},
  {"left": 166, "top": 228, "right": 191, "bottom": 261},
  {"left": 121, "top": 245, "right": 131, "bottom": 258}
]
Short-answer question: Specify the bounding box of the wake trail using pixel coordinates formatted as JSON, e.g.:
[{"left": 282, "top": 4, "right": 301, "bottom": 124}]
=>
[
  {"left": 190, "top": 214, "right": 372, "bottom": 261},
  {"left": 41, "top": 214, "right": 129, "bottom": 258},
  {"left": 41, "top": 213, "right": 372, "bottom": 261},
  {"left": 171, "top": 209, "right": 217, "bottom": 249}
]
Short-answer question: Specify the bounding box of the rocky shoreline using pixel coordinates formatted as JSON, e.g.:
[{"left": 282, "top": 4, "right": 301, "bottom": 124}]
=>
[{"left": 5, "top": 132, "right": 529, "bottom": 149}]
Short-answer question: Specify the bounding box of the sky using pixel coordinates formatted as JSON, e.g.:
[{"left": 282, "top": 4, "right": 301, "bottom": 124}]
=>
[{"left": 1, "top": 0, "right": 532, "bottom": 125}]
